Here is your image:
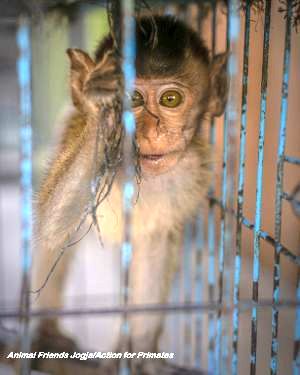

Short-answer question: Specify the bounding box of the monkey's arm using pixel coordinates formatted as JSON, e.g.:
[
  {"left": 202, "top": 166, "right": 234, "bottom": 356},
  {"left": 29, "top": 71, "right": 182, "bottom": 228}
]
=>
[
  {"left": 33, "top": 47, "right": 122, "bottom": 306},
  {"left": 33, "top": 111, "right": 104, "bottom": 308},
  {"left": 31, "top": 50, "right": 122, "bottom": 375}
]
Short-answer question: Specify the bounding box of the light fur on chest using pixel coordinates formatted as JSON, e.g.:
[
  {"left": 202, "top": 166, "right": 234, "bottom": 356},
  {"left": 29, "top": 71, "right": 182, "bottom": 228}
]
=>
[{"left": 96, "top": 146, "right": 209, "bottom": 247}]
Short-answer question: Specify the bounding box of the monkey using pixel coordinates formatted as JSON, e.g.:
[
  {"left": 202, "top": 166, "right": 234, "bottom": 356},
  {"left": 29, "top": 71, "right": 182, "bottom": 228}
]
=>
[{"left": 32, "top": 15, "right": 228, "bottom": 375}]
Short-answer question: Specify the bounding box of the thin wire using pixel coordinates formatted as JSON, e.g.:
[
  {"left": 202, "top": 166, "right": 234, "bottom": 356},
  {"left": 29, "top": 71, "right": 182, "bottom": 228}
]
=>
[{"left": 2, "top": 299, "right": 300, "bottom": 321}]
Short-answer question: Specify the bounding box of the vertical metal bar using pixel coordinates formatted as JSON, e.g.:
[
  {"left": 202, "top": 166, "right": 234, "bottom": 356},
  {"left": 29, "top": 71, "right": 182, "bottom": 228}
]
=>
[
  {"left": 190, "top": 221, "right": 197, "bottom": 365},
  {"left": 193, "top": 214, "right": 204, "bottom": 368},
  {"left": 216, "top": 118, "right": 226, "bottom": 375},
  {"left": 250, "top": 2, "right": 272, "bottom": 374},
  {"left": 197, "top": 3, "right": 204, "bottom": 32},
  {"left": 293, "top": 270, "right": 300, "bottom": 375},
  {"left": 217, "top": 1, "right": 240, "bottom": 373},
  {"left": 215, "top": 2, "right": 227, "bottom": 364},
  {"left": 217, "top": 5, "right": 231, "bottom": 373},
  {"left": 179, "top": 72, "right": 194, "bottom": 362},
  {"left": 270, "top": 2, "right": 292, "bottom": 374},
  {"left": 179, "top": 241, "right": 185, "bottom": 366},
  {"left": 231, "top": 3, "right": 251, "bottom": 374},
  {"left": 183, "top": 223, "right": 193, "bottom": 364},
  {"left": 120, "top": 1, "right": 136, "bottom": 374},
  {"left": 172, "top": 244, "right": 184, "bottom": 362},
  {"left": 17, "top": 17, "right": 33, "bottom": 375},
  {"left": 208, "top": 3, "right": 217, "bottom": 372}
]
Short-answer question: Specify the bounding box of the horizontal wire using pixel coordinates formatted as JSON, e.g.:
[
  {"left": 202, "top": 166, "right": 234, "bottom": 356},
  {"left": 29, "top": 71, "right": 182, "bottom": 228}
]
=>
[
  {"left": 284, "top": 156, "right": 300, "bottom": 165},
  {"left": 208, "top": 196, "right": 300, "bottom": 266},
  {"left": 1, "top": 300, "right": 300, "bottom": 320}
]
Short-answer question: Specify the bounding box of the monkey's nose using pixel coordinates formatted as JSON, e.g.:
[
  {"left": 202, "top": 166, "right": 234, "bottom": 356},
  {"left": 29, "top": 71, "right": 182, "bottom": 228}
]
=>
[{"left": 138, "top": 110, "right": 161, "bottom": 139}]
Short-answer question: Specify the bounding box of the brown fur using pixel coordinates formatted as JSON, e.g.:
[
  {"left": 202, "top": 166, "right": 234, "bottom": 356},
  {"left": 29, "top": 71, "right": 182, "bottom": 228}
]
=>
[{"left": 33, "top": 15, "right": 227, "bottom": 375}]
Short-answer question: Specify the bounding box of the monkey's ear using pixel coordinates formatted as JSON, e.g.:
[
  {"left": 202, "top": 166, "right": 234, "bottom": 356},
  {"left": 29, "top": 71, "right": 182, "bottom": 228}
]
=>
[
  {"left": 66, "top": 48, "right": 95, "bottom": 109},
  {"left": 208, "top": 52, "right": 229, "bottom": 117}
]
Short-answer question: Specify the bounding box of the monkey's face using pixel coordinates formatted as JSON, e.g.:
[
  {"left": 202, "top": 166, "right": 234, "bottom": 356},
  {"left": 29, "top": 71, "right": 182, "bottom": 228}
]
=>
[
  {"left": 67, "top": 34, "right": 228, "bottom": 179},
  {"left": 132, "top": 78, "right": 203, "bottom": 176}
]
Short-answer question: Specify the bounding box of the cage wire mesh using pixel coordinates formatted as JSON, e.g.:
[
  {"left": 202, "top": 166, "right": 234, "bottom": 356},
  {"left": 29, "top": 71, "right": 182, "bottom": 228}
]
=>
[{"left": 0, "top": 0, "right": 299, "bottom": 375}]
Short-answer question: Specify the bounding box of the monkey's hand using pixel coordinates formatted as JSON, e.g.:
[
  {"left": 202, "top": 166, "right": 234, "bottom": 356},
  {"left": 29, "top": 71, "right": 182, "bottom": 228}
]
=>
[
  {"left": 85, "top": 50, "right": 123, "bottom": 107},
  {"left": 31, "top": 320, "right": 120, "bottom": 375},
  {"left": 32, "top": 319, "right": 79, "bottom": 355},
  {"left": 31, "top": 319, "right": 102, "bottom": 375},
  {"left": 67, "top": 47, "right": 123, "bottom": 113},
  {"left": 85, "top": 51, "right": 124, "bottom": 164}
]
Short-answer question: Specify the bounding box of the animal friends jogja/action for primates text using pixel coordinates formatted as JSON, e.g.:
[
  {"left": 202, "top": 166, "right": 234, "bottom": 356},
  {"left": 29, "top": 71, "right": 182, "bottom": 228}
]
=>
[{"left": 32, "top": 15, "right": 228, "bottom": 375}]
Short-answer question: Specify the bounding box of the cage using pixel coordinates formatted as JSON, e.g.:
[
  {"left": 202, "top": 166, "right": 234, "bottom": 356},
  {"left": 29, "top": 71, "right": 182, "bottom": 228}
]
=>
[{"left": 0, "top": 1, "right": 299, "bottom": 375}]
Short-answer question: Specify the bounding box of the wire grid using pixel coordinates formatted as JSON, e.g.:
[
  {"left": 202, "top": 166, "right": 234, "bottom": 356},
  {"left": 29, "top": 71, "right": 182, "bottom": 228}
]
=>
[{"left": 9, "top": 1, "right": 300, "bottom": 375}]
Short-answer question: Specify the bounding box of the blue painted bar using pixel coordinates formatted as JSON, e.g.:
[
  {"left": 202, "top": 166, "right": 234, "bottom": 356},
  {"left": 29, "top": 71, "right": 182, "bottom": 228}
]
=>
[
  {"left": 270, "top": 2, "right": 292, "bottom": 374},
  {"left": 232, "top": 3, "right": 251, "bottom": 374},
  {"left": 17, "top": 19, "right": 32, "bottom": 275},
  {"left": 194, "top": 214, "right": 204, "bottom": 368},
  {"left": 207, "top": 3, "right": 217, "bottom": 372},
  {"left": 224, "top": 0, "right": 240, "bottom": 368},
  {"left": 250, "top": 2, "right": 272, "bottom": 374},
  {"left": 293, "top": 272, "right": 300, "bottom": 375},
  {"left": 120, "top": 0, "right": 136, "bottom": 297},
  {"left": 216, "top": 4, "right": 227, "bottom": 372},
  {"left": 120, "top": 1, "right": 136, "bottom": 281},
  {"left": 120, "top": 1, "right": 136, "bottom": 374},
  {"left": 183, "top": 222, "right": 193, "bottom": 364},
  {"left": 216, "top": 118, "right": 226, "bottom": 375},
  {"left": 17, "top": 17, "right": 33, "bottom": 375},
  {"left": 216, "top": 1, "right": 240, "bottom": 373}
]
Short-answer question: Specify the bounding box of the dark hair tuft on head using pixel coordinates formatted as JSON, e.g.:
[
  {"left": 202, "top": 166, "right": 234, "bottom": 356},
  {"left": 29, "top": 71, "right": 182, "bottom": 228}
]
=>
[
  {"left": 94, "top": 15, "right": 209, "bottom": 77},
  {"left": 136, "top": 15, "right": 209, "bottom": 77}
]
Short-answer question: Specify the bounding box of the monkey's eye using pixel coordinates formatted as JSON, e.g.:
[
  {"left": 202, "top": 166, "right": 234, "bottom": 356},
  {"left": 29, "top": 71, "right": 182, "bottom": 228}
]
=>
[
  {"left": 159, "top": 90, "right": 183, "bottom": 108},
  {"left": 131, "top": 90, "right": 144, "bottom": 108}
]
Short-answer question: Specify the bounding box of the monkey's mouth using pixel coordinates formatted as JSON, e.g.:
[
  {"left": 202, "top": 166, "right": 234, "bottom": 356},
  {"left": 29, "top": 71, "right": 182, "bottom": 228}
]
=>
[
  {"left": 140, "top": 154, "right": 165, "bottom": 162},
  {"left": 139, "top": 151, "right": 181, "bottom": 175}
]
